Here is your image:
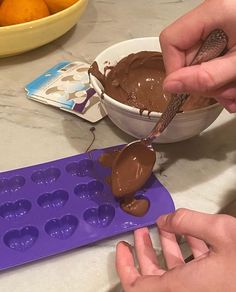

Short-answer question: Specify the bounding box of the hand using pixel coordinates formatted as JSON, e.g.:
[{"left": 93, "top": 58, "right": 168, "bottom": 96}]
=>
[
  {"left": 160, "top": 0, "right": 236, "bottom": 113},
  {"left": 116, "top": 208, "right": 236, "bottom": 292}
]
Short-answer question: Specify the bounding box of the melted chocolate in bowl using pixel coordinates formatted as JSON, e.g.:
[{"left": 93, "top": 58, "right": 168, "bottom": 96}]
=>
[{"left": 89, "top": 51, "right": 216, "bottom": 113}]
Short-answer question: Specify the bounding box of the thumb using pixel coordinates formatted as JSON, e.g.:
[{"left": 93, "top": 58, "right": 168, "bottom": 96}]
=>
[
  {"left": 157, "top": 208, "right": 227, "bottom": 250},
  {"left": 163, "top": 52, "right": 236, "bottom": 94}
]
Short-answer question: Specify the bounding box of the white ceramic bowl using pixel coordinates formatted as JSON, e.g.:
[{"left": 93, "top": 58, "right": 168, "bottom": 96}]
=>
[{"left": 90, "top": 37, "right": 223, "bottom": 143}]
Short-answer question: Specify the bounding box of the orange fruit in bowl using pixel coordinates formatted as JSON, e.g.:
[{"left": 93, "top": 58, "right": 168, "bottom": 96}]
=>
[
  {"left": 44, "top": 0, "right": 79, "bottom": 14},
  {"left": 0, "top": 0, "right": 50, "bottom": 26}
]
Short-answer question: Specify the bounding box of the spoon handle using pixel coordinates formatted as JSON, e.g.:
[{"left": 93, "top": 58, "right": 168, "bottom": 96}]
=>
[{"left": 147, "top": 28, "right": 228, "bottom": 141}]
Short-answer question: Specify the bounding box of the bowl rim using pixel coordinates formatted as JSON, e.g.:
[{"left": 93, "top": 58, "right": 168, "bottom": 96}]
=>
[
  {"left": 0, "top": 0, "right": 88, "bottom": 31},
  {"left": 90, "top": 36, "right": 222, "bottom": 118}
]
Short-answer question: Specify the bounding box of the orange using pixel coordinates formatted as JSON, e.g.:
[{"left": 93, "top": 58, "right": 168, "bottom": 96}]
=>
[
  {"left": 0, "top": 0, "right": 50, "bottom": 26},
  {"left": 44, "top": 0, "right": 78, "bottom": 14}
]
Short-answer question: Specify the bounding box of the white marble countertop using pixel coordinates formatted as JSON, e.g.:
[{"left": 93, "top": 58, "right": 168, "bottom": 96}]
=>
[{"left": 0, "top": 0, "right": 235, "bottom": 291}]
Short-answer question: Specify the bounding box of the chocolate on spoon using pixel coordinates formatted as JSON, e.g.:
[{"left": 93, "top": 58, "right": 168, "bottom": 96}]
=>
[
  {"left": 112, "top": 29, "right": 228, "bottom": 199},
  {"left": 112, "top": 141, "right": 156, "bottom": 197}
]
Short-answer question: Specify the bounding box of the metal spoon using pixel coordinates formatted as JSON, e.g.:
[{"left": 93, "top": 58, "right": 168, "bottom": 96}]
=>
[{"left": 112, "top": 29, "right": 228, "bottom": 197}]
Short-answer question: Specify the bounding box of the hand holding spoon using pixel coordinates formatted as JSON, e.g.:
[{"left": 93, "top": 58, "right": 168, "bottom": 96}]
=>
[{"left": 112, "top": 29, "right": 228, "bottom": 198}]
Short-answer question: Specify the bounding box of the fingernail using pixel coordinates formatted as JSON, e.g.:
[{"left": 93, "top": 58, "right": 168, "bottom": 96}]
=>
[
  {"left": 163, "top": 80, "right": 184, "bottom": 93},
  {"left": 120, "top": 241, "right": 133, "bottom": 251}
]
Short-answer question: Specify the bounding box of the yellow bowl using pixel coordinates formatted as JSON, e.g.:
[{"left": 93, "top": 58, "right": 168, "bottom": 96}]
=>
[{"left": 0, "top": 0, "right": 88, "bottom": 57}]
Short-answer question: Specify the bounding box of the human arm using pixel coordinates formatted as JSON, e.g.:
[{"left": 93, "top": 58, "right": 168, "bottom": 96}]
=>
[
  {"left": 160, "top": 0, "right": 236, "bottom": 113},
  {"left": 116, "top": 208, "right": 236, "bottom": 292}
]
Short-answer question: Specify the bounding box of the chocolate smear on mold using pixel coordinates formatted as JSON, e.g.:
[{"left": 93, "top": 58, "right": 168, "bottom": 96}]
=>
[
  {"left": 120, "top": 196, "right": 150, "bottom": 217},
  {"left": 98, "top": 149, "right": 121, "bottom": 168}
]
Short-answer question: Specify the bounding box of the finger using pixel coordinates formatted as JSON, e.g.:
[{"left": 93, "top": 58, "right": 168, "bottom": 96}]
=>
[
  {"left": 205, "top": 81, "right": 236, "bottom": 104},
  {"left": 185, "top": 235, "right": 209, "bottom": 259},
  {"left": 134, "top": 228, "right": 165, "bottom": 276},
  {"left": 209, "top": 81, "right": 236, "bottom": 99},
  {"left": 123, "top": 276, "right": 164, "bottom": 292},
  {"left": 157, "top": 209, "right": 225, "bottom": 249},
  {"left": 167, "top": 80, "right": 236, "bottom": 113},
  {"left": 116, "top": 241, "right": 140, "bottom": 289},
  {"left": 215, "top": 96, "right": 236, "bottom": 113},
  {"left": 163, "top": 52, "right": 236, "bottom": 94},
  {"left": 159, "top": 229, "right": 184, "bottom": 270}
]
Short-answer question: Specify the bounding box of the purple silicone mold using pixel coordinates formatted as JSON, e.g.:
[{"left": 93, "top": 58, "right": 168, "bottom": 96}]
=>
[
  {"left": 4, "top": 226, "right": 39, "bottom": 252},
  {"left": 0, "top": 199, "right": 31, "bottom": 220},
  {"left": 74, "top": 179, "right": 115, "bottom": 205},
  {"left": 0, "top": 175, "right": 25, "bottom": 193},
  {"left": 0, "top": 145, "right": 175, "bottom": 271},
  {"left": 37, "top": 190, "right": 69, "bottom": 208},
  {"left": 74, "top": 180, "right": 104, "bottom": 199},
  {"left": 83, "top": 204, "right": 115, "bottom": 228},
  {"left": 66, "top": 159, "right": 94, "bottom": 177},
  {"left": 31, "top": 167, "right": 61, "bottom": 184},
  {"left": 45, "top": 215, "right": 78, "bottom": 240},
  {"left": 74, "top": 179, "right": 112, "bottom": 204}
]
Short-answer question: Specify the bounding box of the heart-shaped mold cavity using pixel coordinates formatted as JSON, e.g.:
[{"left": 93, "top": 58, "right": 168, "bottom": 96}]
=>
[
  {"left": 31, "top": 167, "right": 61, "bottom": 184},
  {"left": 37, "top": 190, "right": 69, "bottom": 208},
  {"left": 0, "top": 199, "right": 31, "bottom": 220},
  {"left": 0, "top": 176, "right": 25, "bottom": 193},
  {"left": 45, "top": 215, "right": 78, "bottom": 240},
  {"left": 66, "top": 159, "right": 94, "bottom": 177},
  {"left": 74, "top": 180, "right": 104, "bottom": 200},
  {"left": 83, "top": 204, "right": 115, "bottom": 228},
  {"left": 4, "top": 226, "right": 39, "bottom": 251}
]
